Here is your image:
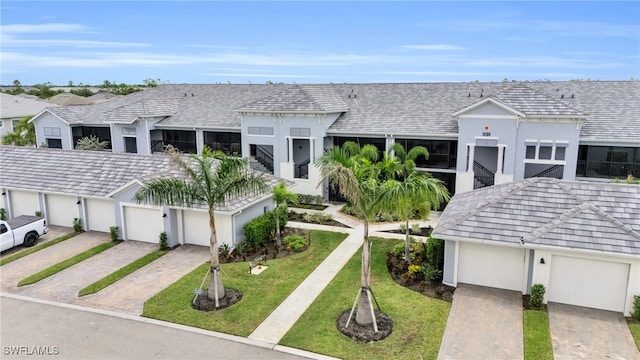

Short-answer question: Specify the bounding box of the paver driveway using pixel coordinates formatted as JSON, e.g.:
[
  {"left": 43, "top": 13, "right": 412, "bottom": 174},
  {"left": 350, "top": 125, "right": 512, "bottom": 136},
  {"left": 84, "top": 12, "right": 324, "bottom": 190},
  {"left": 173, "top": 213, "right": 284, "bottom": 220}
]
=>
[
  {"left": 548, "top": 302, "right": 640, "bottom": 360},
  {"left": 438, "top": 284, "right": 524, "bottom": 360}
]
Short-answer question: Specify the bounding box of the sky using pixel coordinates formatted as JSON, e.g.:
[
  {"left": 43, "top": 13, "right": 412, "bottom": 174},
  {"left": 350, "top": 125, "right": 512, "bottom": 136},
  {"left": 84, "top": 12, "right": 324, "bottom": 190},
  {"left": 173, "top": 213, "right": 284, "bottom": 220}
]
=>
[{"left": 1, "top": 1, "right": 639, "bottom": 85}]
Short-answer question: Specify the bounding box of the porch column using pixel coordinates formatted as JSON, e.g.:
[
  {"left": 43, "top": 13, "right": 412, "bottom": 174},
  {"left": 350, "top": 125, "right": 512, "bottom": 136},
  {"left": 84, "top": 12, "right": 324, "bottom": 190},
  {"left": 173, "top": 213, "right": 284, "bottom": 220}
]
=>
[
  {"left": 497, "top": 145, "right": 505, "bottom": 175},
  {"left": 287, "top": 137, "right": 293, "bottom": 163},
  {"left": 309, "top": 137, "right": 315, "bottom": 162},
  {"left": 467, "top": 144, "right": 475, "bottom": 172}
]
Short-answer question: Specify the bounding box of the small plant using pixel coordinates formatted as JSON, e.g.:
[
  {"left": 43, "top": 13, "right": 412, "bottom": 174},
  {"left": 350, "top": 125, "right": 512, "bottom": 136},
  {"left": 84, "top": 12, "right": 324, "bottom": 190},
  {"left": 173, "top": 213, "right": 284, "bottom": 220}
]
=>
[
  {"left": 421, "top": 262, "right": 441, "bottom": 283},
  {"left": 411, "top": 223, "right": 422, "bottom": 235},
  {"left": 399, "top": 223, "right": 408, "bottom": 234},
  {"left": 0, "top": 208, "right": 6, "bottom": 221},
  {"left": 159, "top": 231, "right": 168, "bottom": 251},
  {"left": 72, "top": 217, "right": 82, "bottom": 232},
  {"left": 109, "top": 226, "right": 119, "bottom": 242},
  {"left": 408, "top": 264, "right": 421, "bottom": 275},
  {"left": 632, "top": 295, "right": 640, "bottom": 321},
  {"left": 283, "top": 235, "right": 306, "bottom": 252},
  {"left": 35, "top": 210, "right": 42, "bottom": 217},
  {"left": 392, "top": 243, "right": 406, "bottom": 257},
  {"left": 529, "top": 284, "right": 546, "bottom": 309}
]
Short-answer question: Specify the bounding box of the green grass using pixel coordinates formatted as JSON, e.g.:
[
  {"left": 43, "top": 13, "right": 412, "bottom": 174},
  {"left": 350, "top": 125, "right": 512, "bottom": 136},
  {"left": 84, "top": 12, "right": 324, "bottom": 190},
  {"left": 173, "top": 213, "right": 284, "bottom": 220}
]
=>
[
  {"left": 142, "top": 230, "right": 347, "bottom": 336},
  {"left": 0, "top": 232, "right": 80, "bottom": 266},
  {"left": 78, "top": 250, "right": 166, "bottom": 297},
  {"left": 17, "top": 242, "right": 117, "bottom": 286},
  {"left": 279, "top": 238, "right": 451, "bottom": 360},
  {"left": 630, "top": 321, "right": 640, "bottom": 350},
  {"left": 524, "top": 310, "right": 554, "bottom": 360}
]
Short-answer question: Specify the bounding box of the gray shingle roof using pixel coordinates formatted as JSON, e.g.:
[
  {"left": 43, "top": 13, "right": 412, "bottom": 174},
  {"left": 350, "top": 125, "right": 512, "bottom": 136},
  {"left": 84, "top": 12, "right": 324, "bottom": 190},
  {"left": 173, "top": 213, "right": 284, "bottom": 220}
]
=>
[
  {"left": 432, "top": 177, "right": 640, "bottom": 256},
  {"left": 35, "top": 81, "right": 640, "bottom": 141},
  {"left": 0, "top": 146, "right": 282, "bottom": 213},
  {"left": 0, "top": 93, "right": 59, "bottom": 119}
]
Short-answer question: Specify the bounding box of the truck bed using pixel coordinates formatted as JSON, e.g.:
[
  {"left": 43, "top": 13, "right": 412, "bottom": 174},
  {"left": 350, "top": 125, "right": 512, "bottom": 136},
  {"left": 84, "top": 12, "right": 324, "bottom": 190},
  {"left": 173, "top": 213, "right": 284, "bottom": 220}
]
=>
[{"left": 6, "top": 215, "right": 44, "bottom": 229}]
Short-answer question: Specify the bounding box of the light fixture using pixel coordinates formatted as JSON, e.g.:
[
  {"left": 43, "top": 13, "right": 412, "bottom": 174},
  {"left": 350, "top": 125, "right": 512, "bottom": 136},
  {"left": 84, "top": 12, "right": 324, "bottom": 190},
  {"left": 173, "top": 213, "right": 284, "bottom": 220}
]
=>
[
  {"left": 1, "top": 192, "right": 5, "bottom": 196},
  {"left": 76, "top": 200, "right": 81, "bottom": 205},
  {"left": 539, "top": 257, "right": 545, "bottom": 264},
  {"left": 163, "top": 213, "right": 167, "bottom": 218}
]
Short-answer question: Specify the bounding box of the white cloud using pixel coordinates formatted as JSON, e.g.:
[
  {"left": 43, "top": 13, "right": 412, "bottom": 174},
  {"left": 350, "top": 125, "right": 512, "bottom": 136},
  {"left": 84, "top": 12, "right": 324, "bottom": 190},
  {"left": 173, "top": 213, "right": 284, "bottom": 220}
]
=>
[
  {"left": 400, "top": 44, "right": 467, "bottom": 51},
  {"left": 0, "top": 23, "right": 87, "bottom": 34},
  {"left": 2, "top": 35, "right": 150, "bottom": 48}
]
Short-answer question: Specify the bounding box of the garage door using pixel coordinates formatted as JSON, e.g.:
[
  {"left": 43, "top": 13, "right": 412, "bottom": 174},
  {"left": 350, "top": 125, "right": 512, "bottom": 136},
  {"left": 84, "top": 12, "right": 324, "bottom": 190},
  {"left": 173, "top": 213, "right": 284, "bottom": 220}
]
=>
[
  {"left": 11, "top": 190, "right": 40, "bottom": 217},
  {"left": 458, "top": 242, "right": 525, "bottom": 291},
  {"left": 86, "top": 199, "right": 115, "bottom": 232},
  {"left": 124, "top": 206, "right": 163, "bottom": 243},
  {"left": 47, "top": 194, "right": 78, "bottom": 227},
  {"left": 183, "top": 210, "right": 210, "bottom": 246},
  {"left": 548, "top": 256, "right": 629, "bottom": 312}
]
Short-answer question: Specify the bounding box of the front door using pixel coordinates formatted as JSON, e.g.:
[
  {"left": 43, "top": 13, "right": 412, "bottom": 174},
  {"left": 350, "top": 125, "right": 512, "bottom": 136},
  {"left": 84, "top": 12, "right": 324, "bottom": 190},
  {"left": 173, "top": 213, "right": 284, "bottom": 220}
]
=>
[{"left": 124, "top": 137, "right": 137, "bottom": 153}]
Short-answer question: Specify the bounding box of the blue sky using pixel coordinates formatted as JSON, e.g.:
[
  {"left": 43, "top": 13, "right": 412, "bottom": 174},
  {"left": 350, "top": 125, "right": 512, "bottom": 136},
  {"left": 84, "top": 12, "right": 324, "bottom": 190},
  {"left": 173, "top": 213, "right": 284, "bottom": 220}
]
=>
[{"left": 1, "top": 1, "right": 638, "bottom": 85}]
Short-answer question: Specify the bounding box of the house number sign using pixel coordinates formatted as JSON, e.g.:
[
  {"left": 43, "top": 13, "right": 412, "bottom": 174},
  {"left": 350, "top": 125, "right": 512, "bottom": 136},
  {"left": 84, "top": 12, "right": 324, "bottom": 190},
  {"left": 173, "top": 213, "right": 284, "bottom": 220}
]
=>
[{"left": 482, "top": 125, "right": 491, "bottom": 137}]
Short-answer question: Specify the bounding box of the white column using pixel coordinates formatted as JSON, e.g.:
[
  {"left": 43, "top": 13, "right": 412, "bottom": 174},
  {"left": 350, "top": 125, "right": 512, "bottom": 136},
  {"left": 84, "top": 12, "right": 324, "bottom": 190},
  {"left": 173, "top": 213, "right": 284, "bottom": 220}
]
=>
[
  {"left": 467, "top": 144, "right": 475, "bottom": 172},
  {"left": 287, "top": 137, "right": 293, "bottom": 163},
  {"left": 497, "top": 145, "right": 504, "bottom": 175},
  {"left": 309, "top": 137, "right": 315, "bottom": 162}
]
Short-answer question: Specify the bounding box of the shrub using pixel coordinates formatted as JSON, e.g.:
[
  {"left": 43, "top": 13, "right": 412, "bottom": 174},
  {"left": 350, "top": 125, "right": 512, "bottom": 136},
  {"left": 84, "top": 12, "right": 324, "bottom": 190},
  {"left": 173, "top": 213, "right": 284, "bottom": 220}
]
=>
[
  {"left": 392, "top": 243, "right": 406, "bottom": 257},
  {"left": 633, "top": 295, "right": 640, "bottom": 321},
  {"left": 529, "top": 284, "right": 546, "bottom": 309},
  {"left": 411, "top": 223, "right": 422, "bottom": 235},
  {"left": 109, "top": 226, "right": 119, "bottom": 242},
  {"left": 426, "top": 236, "right": 445, "bottom": 270},
  {"left": 0, "top": 208, "right": 6, "bottom": 220},
  {"left": 399, "top": 223, "right": 408, "bottom": 233},
  {"left": 283, "top": 235, "right": 306, "bottom": 251},
  {"left": 408, "top": 264, "right": 421, "bottom": 275},
  {"left": 302, "top": 212, "right": 333, "bottom": 224},
  {"left": 35, "top": 210, "right": 42, "bottom": 217},
  {"left": 243, "top": 210, "right": 287, "bottom": 249},
  {"left": 72, "top": 217, "right": 82, "bottom": 232},
  {"left": 219, "top": 243, "right": 230, "bottom": 258},
  {"left": 421, "top": 263, "right": 441, "bottom": 283},
  {"left": 158, "top": 232, "right": 168, "bottom": 251}
]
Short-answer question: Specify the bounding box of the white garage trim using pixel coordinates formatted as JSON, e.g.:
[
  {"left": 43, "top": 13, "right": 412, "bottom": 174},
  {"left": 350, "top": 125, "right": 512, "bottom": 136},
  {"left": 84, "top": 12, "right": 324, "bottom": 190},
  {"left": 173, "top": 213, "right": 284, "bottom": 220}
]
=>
[
  {"left": 457, "top": 241, "right": 526, "bottom": 292},
  {"left": 10, "top": 190, "right": 40, "bottom": 217},
  {"left": 86, "top": 198, "right": 116, "bottom": 232},
  {"left": 47, "top": 194, "right": 78, "bottom": 227},
  {"left": 548, "top": 255, "right": 629, "bottom": 312},
  {"left": 122, "top": 204, "right": 163, "bottom": 243}
]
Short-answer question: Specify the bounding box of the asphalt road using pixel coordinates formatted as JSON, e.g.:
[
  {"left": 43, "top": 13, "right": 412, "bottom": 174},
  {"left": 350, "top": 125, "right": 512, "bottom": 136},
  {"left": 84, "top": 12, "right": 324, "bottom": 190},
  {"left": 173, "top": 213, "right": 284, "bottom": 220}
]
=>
[{"left": 0, "top": 295, "right": 322, "bottom": 360}]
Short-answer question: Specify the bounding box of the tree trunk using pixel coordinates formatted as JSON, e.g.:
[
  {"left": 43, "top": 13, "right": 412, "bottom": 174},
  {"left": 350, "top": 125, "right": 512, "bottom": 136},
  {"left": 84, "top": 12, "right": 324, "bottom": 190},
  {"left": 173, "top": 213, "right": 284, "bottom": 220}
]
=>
[
  {"left": 275, "top": 205, "right": 282, "bottom": 247},
  {"left": 404, "top": 219, "right": 411, "bottom": 262},
  {"left": 355, "top": 221, "right": 376, "bottom": 326},
  {"left": 207, "top": 207, "right": 225, "bottom": 304}
]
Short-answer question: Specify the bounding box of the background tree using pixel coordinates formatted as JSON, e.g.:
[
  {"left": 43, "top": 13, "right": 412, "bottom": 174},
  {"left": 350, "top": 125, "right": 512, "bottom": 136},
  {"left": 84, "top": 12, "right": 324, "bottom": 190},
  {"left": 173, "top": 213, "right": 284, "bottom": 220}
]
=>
[
  {"left": 272, "top": 181, "right": 298, "bottom": 247},
  {"left": 75, "top": 135, "right": 109, "bottom": 151},
  {"left": 135, "top": 146, "right": 268, "bottom": 307},
  {"left": 316, "top": 141, "right": 389, "bottom": 330},
  {"left": 2, "top": 116, "right": 35, "bottom": 146}
]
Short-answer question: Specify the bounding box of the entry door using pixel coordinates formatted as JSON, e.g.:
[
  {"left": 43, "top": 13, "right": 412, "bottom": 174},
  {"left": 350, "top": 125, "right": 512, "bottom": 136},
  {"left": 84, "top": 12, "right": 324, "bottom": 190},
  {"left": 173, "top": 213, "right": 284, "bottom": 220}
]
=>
[{"left": 124, "top": 137, "right": 137, "bottom": 153}]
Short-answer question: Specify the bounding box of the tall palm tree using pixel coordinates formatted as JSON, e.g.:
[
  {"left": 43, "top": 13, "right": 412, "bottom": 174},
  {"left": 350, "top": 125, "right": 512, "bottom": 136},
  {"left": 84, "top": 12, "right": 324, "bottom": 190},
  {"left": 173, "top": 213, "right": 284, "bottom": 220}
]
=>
[
  {"left": 135, "top": 146, "right": 268, "bottom": 307},
  {"left": 273, "top": 181, "right": 298, "bottom": 247},
  {"left": 386, "top": 144, "right": 450, "bottom": 262},
  {"left": 316, "top": 141, "right": 389, "bottom": 329}
]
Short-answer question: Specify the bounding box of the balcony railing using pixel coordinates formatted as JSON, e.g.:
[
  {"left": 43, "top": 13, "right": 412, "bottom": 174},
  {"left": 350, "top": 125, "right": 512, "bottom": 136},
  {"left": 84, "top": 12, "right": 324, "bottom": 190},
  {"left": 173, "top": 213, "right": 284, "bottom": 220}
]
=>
[{"left": 576, "top": 161, "right": 640, "bottom": 179}]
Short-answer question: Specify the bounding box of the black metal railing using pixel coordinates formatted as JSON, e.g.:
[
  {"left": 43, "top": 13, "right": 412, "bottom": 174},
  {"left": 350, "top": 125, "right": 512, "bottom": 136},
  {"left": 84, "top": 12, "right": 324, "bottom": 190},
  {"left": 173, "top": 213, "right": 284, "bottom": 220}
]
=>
[
  {"left": 255, "top": 146, "right": 274, "bottom": 174},
  {"left": 473, "top": 161, "right": 495, "bottom": 189},
  {"left": 576, "top": 161, "right": 640, "bottom": 179},
  {"left": 295, "top": 158, "right": 311, "bottom": 179},
  {"left": 531, "top": 164, "right": 564, "bottom": 179},
  {"left": 150, "top": 140, "right": 164, "bottom": 153}
]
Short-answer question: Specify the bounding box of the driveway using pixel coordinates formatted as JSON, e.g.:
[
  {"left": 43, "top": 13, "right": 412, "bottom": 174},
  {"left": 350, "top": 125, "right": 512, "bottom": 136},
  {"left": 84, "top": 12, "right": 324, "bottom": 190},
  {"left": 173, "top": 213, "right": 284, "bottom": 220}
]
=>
[
  {"left": 548, "top": 302, "right": 640, "bottom": 360},
  {"left": 438, "top": 284, "right": 523, "bottom": 360}
]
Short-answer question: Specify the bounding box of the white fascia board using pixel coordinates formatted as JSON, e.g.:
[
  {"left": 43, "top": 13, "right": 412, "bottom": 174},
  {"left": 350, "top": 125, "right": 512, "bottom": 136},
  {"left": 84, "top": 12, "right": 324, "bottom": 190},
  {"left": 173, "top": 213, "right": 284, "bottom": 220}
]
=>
[
  {"left": 452, "top": 98, "right": 526, "bottom": 118},
  {"left": 29, "top": 109, "right": 69, "bottom": 125},
  {"left": 105, "top": 179, "right": 145, "bottom": 198}
]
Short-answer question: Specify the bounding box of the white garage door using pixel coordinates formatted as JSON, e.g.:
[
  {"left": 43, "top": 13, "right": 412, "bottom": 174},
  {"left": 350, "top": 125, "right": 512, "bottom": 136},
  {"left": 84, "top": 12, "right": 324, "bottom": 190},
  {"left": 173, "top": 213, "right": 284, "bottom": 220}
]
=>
[
  {"left": 47, "top": 194, "right": 78, "bottom": 227},
  {"left": 548, "top": 256, "right": 629, "bottom": 312},
  {"left": 86, "top": 199, "right": 115, "bottom": 232},
  {"left": 124, "top": 206, "right": 163, "bottom": 243},
  {"left": 183, "top": 210, "right": 210, "bottom": 246},
  {"left": 11, "top": 190, "right": 40, "bottom": 217},
  {"left": 458, "top": 242, "right": 525, "bottom": 291}
]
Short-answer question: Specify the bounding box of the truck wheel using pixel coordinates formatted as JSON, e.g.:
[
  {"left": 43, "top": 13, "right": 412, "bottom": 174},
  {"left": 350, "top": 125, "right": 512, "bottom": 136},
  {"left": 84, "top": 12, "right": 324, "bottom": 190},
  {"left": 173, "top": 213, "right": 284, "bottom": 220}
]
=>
[{"left": 24, "top": 232, "right": 39, "bottom": 247}]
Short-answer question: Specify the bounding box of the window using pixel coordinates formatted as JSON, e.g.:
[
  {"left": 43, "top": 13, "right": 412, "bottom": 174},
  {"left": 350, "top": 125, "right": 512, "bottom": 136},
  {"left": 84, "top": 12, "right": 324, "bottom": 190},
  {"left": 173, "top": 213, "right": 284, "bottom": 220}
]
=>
[
  {"left": 72, "top": 126, "right": 112, "bottom": 149},
  {"left": 124, "top": 137, "right": 137, "bottom": 153},
  {"left": 44, "top": 127, "right": 61, "bottom": 137},
  {"left": 122, "top": 127, "right": 136, "bottom": 136},
  {"left": 248, "top": 127, "right": 274, "bottom": 136},
  {"left": 539, "top": 146, "right": 552, "bottom": 160},
  {"left": 290, "top": 128, "right": 311, "bottom": 137},
  {"left": 394, "top": 138, "right": 458, "bottom": 169},
  {"left": 203, "top": 131, "right": 241, "bottom": 155},
  {"left": 525, "top": 146, "right": 536, "bottom": 159},
  {"left": 555, "top": 147, "right": 566, "bottom": 161},
  {"left": 524, "top": 140, "right": 568, "bottom": 162},
  {"left": 47, "top": 138, "right": 62, "bottom": 148},
  {"left": 0, "top": 224, "right": 7, "bottom": 234},
  {"left": 162, "top": 130, "right": 196, "bottom": 153}
]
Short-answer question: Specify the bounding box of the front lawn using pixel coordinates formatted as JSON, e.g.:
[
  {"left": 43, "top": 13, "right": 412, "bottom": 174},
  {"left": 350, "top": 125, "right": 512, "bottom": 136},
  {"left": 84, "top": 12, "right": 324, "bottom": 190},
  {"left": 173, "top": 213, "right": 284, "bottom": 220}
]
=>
[
  {"left": 524, "top": 310, "right": 554, "bottom": 360},
  {"left": 279, "top": 238, "right": 451, "bottom": 360},
  {"left": 142, "top": 230, "right": 347, "bottom": 336},
  {"left": 629, "top": 320, "right": 640, "bottom": 350}
]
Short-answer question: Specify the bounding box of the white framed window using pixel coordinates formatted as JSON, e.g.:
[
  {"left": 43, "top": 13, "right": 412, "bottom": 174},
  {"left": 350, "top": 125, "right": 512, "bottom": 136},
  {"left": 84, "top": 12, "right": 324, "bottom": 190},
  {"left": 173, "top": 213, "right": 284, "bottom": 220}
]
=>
[
  {"left": 44, "top": 127, "right": 61, "bottom": 137},
  {"left": 122, "top": 127, "right": 136, "bottom": 136},
  {"left": 524, "top": 140, "right": 568, "bottom": 163},
  {"left": 248, "top": 127, "right": 274, "bottom": 136},
  {"left": 290, "top": 127, "right": 310, "bottom": 137}
]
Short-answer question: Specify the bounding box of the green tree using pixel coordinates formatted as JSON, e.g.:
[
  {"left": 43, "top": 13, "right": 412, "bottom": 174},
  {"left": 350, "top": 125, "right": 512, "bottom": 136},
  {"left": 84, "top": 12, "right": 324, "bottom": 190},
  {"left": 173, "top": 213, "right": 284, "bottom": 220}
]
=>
[
  {"left": 27, "top": 82, "right": 62, "bottom": 99},
  {"left": 75, "top": 135, "right": 109, "bottom": 151},
  {"left": 316, "top": 141, "right": 389, "bottom": 329},
  {"left": 386, "top": 143, "right": 450, "bottom": 262},
  {"left": 134, "top": 145, "right": 268, "bottom": 306},
  {"left": 2, "top": 115, "right": 35, "bottom": 146},
  {"left": 272, "top": 181, "right": 298, "bottom": 246}
]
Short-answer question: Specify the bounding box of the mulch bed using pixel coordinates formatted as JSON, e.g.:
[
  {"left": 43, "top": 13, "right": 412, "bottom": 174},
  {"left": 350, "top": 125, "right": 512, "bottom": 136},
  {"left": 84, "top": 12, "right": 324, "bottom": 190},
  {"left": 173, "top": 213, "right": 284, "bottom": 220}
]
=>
[
  {"left": 336, "top": 310, "right": 393, "bottom": 343},
  {"left": 381, "top": 226, "right": 433, "bottom": 237},
  {"left": 387, "top": 255, "right": 455, "bottom": 302},
  {"left": 191, "top": 288, "right": 243, "bottom": 311},
  {"left": 221, "top": 227, "right": 310, "bottom": 263},
  {"left": 287, "top": 211, "right": 350, "bottom": 228}
]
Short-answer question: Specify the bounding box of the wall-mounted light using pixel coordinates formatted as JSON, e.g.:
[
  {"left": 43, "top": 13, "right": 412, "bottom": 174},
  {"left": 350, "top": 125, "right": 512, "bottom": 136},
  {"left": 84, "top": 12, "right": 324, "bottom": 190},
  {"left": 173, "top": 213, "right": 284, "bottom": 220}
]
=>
[
  {"left": 539, "top": 257, "right": 545, "bottom": 265},
  {"left": 163, "top": 213, "right": 167, "bottom": 218},
  {"left": 1, "top": 192, "right": 5, "bottom": 196},
  {"left": 76, "top": 200, "right": 81, "bottom": 205}
]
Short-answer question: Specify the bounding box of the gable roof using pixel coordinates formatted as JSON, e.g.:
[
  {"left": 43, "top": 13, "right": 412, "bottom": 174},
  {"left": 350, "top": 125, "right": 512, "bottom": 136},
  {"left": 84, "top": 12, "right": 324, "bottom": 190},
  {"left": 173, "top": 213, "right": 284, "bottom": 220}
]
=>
[
  {"left": 45, "top": 93, "right": 92, "bottom": 106},
  {"left": 432, "top": 177, "right": 640, "bottom": 256},
  {"left": 235, "top": 85, "right": 348, "bottom": 113},
  {"left": 0, "top": 146, "right": 283, "bottom": 213},
  {"left": 0, "top": 93, "right": 59, "bottom": 119}
]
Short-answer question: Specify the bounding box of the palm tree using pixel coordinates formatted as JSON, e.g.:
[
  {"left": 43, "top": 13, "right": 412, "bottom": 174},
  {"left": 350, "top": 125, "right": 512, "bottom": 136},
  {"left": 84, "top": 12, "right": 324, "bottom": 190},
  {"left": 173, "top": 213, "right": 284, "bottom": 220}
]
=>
[
  {"left": 2, "top": 115, "right": 35, "bottom": 146},
  {"left": 273, "top": 181, "right": 298, "bottom": 247},
  {"left": 135, "top": 145, "right": 268, "bottom": 307},
  {"left": 316, "top": 141, "right": 389, "bottom": 329},
  {"left": 386, "top": 144, "right": 450, "bottom": 262}
]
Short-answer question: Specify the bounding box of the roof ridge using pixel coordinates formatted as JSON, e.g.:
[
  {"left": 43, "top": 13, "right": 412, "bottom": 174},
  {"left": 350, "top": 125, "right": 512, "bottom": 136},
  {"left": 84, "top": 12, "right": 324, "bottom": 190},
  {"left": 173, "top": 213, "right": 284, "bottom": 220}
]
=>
[
  {"left": 298, "top": 84, "right": 332, "bottom": 111},
  {"left": 492, "top": 83, "right": 588, "bottom": 116}
]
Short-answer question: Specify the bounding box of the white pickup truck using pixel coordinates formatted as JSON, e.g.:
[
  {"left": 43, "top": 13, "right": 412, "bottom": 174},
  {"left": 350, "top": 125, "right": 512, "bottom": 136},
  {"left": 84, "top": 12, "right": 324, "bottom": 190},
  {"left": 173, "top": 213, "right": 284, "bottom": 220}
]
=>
[{"left": 0, "top": 215, "right": 48, "bottom": 252}]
